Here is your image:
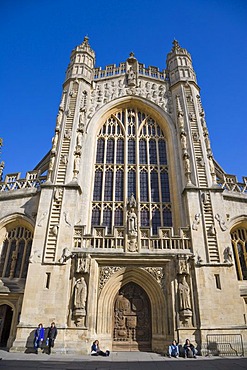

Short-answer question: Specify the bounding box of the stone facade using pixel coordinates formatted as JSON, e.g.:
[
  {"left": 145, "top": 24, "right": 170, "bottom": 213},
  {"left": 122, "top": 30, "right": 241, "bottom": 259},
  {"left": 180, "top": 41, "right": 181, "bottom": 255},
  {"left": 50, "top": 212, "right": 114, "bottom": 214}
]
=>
[{"left": 0, "top": 37, "right": 247, "bottom": 355}]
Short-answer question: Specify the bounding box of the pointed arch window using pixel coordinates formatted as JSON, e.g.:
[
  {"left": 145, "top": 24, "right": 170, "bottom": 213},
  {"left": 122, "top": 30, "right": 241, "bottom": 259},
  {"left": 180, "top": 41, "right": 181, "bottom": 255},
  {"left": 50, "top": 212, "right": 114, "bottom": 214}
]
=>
[
  {"left": 0, "top": 225, "right": 33, "bottom": 279},
  {"left": 231, "top": 226, "right": 247, "bottom": 280},
  {"left": 91, "top": 108, "right": 172, "bottom": 235}
]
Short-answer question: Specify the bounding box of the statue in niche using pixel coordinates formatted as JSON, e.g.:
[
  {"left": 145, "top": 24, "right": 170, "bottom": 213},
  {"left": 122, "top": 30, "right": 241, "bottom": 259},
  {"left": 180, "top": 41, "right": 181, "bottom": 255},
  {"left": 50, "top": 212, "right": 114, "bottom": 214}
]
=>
[
  {"left": 184, "top": 154, "right": 192, "bottom": 184},
  {"left": 74, "top": 277, "right": 87, "bottom": 310},
  {"left": 47, "top": 155, "right": 55, "bottom": 182},
  {"left": 127, "top": 208, "right": 137, "bottom": 235},
  {"left": 178, "top": 274, "right": 191, "bottom": 311},
  {"left": 55, "top": 107, "right": 63, "bottom": 131},
  {"left": 76, "top": 131, "right": 83, "bottom": 150},
  {"left": 180, "top": 131, "right": 187, "bottom": 152},
  {"left": 78, "top": 107, "right": 86, "bottom": 132},
  {"left": 204, "top": 134, "right": 211, "bottom": 152},
  {"left": 127, "top": 67, "right": 136, "bottom": 86},
  {"left": 208, "top": 155, "right": 217, "bottom": 183},
  {"left": 184, "top": 153, "right": 191, "bottom": 173},
  {"left": 177, "top": 111, "right": 184, "bottom": 131},
  {"left": 51, "top": 134, "right": 59, "bottom": 154},
  {"left": 73, "top": 155, "right": 80, "bottom": 179}
]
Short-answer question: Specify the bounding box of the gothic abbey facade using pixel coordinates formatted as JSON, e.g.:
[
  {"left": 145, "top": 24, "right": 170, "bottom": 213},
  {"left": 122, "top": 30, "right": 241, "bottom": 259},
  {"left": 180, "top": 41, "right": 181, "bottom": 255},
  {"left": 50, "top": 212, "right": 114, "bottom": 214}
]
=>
[{"left": 0, "top": 38, "right": 247, "bottom": 355}]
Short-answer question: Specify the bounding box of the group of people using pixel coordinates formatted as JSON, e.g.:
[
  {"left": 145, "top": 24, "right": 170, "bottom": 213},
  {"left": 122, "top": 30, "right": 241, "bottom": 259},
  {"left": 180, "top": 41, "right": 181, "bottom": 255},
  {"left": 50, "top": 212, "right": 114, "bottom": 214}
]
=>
[
  {"left": 33, "top": 322, "right": 57, "bottom": 354},
  {"left": 168, "top": 339, "right": 197, "bottom": 358}
]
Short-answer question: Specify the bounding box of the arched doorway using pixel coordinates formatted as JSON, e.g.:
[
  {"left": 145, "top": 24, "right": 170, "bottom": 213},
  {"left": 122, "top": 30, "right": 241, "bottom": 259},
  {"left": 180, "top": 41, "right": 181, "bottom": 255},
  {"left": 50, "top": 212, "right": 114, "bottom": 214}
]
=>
[
  {"left": 0, "top": 304, "right": 13, "bottom": 347},
  {"left": 113, "top": 282, "right": 151, "bottom": 351}
]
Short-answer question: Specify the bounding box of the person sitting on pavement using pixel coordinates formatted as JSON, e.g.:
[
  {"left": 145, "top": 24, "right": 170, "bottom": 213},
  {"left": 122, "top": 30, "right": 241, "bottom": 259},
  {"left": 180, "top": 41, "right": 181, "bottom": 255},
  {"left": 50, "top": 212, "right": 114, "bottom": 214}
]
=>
[
  {"left": 168, "top": 340, "right": 179, "bottom": 358},
  {"left": 183, "top": 338, "right": 197, "bottom": 358},
  {"left": 91, "top": 340, "right": 110, "bottom": 356}
]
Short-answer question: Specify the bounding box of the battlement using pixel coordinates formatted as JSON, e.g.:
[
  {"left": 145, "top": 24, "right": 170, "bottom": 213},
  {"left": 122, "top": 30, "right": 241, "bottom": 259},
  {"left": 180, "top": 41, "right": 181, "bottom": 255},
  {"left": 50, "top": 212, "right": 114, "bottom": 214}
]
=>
[
  {"left": 0, "top": 171, "right": 46, "bottom": 192},
  {"left": 93, "top": 62, "right": 166, "bottom": 81}
]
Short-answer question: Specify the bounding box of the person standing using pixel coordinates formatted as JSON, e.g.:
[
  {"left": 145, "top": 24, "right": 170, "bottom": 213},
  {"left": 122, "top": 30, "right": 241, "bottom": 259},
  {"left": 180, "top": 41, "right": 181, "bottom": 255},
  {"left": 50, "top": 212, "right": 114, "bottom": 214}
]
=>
[
  {"left": 34, "top": 323, "right": 45, "bottom": 354},
  {"left": 47, "top": 322, "right": 57, "bottom": 355}
]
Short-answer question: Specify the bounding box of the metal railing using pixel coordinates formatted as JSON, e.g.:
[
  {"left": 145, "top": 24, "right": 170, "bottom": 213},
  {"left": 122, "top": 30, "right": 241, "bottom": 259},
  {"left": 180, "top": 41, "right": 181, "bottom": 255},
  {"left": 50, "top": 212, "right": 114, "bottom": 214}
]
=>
[{"left": 206, "top": 334, "right": 244, "bottom": 357}]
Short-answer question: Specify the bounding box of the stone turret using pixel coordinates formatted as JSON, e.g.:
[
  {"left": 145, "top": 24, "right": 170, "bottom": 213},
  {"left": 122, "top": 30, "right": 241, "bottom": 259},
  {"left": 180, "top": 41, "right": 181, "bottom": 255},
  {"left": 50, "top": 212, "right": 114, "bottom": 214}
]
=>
[
  {"left": 166, "top": 40, "right": 197, "bottom": 86},
  {"left": 65, "top": 36, "right": 95, "bottom": 84}
]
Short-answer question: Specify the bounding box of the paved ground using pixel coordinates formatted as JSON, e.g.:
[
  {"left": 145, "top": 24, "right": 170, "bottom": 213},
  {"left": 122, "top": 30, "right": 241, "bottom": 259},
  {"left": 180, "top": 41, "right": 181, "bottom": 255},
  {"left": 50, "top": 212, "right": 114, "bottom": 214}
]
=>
[{"left": 0, "top": 350, "right": 246, "bottom": 370}]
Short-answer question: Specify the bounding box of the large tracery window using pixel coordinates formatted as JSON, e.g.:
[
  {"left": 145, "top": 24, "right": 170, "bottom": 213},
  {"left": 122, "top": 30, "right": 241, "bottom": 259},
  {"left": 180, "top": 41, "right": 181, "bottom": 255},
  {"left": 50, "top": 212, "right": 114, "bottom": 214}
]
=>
[
  {"left": 0, "top": 225, "right": 33, "bottom": 279},
  {"left": 91, "top": 107, "right": 172, "bottom": 235},
  {"left": 231, "top": 227, "right": 247, "bottom": 280}
]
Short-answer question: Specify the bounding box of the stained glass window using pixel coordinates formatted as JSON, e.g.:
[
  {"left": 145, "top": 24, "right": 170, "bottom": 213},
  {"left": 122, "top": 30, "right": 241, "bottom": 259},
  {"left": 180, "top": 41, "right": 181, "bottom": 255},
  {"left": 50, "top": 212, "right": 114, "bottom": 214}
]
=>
[{"left": 91, "top": 108, "right": 172, "bottom": 235}]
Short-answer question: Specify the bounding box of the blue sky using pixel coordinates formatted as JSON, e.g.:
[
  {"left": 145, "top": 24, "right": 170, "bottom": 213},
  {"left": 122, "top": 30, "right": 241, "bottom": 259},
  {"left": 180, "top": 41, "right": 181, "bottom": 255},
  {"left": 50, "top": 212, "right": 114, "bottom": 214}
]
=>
[{"left": 1, "top": 0, "right": 246, "bottom": 181}]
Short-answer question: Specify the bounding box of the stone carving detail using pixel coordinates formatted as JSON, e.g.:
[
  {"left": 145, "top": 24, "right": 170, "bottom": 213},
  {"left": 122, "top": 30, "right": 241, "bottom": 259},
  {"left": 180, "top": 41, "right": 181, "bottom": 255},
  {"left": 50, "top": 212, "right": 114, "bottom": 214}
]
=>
[
  {"left": 73, "top": 155, "right": 81, "bottom": 180},
  {"left": 177, "top": 257, "right": 192, "bottom": 325},
  {"left": 29, "top": 250, "right": 42, "bottom": 264},
  {"left": 127, "top": 66, "right": 136, "bottom": 86},
  {"left": 126, "top": 194, "right": 138, "bottom": 252},
  {"left": 208, "top": 154, "right": 217, "bottom": 184},
  {"left": 55, "top": 106, "right": 64, "bottom": 132},
  {"left": 192, "top": 213, "right": 200, "bottom": 231},
  {"left": 47, "top": 154, "right": 55, "bottom": 182},
  {"left": 99, "top": 266, "right": 122, "bottom": 293},
  {"left": 50, "top": 225, "right": 58, "bottom": 236},
  {"left": 178, "top": 274, "right": 191, "bottom": 311},
  {"left": 183, "top": 153, "right": 192, "bottom": 185},
  {"left": 88, "top": 79, "right": 170, "bottom": 121},
  {"left": 37, "top": 211, "right": 48, "bottom": 227},
  {"left": 215, "top": 213, "right": 227, "bottom": 231},
  {"left": 223, "top": 246, "right": 233, "bottom": 263},
  {"left": 208, "top": 224, "right": 216, "bottom": 236},
  {"left": 58, "top": 247, "right": 71, "bottom": 264},
  {"left": 63, "top": 211, "right": 71, "bottom": 227},
  {"left": 73, "top": 277, "right": 87, "bottom": 327},
  {"left": 75, "top": 253, "right": 91, "bottom": 273},
  {"left": 142, "top": 267, "right": 164, "bottom": 285}
]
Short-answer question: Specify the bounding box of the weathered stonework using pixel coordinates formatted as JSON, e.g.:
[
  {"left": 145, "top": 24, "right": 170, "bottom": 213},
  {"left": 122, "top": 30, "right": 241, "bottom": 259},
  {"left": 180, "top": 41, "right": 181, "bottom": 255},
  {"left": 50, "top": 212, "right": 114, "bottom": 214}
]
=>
[{"left": 0, "top": 38, "right": 246, "bottom": 355}]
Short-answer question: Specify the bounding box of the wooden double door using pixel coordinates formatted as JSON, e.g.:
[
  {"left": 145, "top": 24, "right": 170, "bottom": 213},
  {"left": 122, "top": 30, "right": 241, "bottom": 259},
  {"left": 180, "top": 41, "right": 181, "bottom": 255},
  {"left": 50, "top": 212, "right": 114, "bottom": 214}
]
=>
[{"left": 113, "top": 282, "right": 151, "bottom": 351}]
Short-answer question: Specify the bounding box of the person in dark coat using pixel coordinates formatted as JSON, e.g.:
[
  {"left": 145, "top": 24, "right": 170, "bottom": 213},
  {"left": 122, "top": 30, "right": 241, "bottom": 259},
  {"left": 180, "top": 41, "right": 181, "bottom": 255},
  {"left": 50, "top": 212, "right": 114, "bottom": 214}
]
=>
[
  {"left": 47, "top": 322, "right": 57, "bottom": 354},
  {"left": 183, "top": 338, "right": 197, "bottom": 358},
  {"left": 91, "top": 340, "right": 110, "bottom": 356},
  {"left": 34, "top": 323, "right": 45, "bottom": 354}
]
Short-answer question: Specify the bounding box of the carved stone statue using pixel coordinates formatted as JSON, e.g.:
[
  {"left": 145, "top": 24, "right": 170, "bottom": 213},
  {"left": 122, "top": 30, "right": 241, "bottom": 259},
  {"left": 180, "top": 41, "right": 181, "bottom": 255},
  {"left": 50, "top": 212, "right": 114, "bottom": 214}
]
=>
[
  {"left": 73, "top": 155, "right": 80, "bottom": 179},
  {"left": 224, "top": 246, "right": 233, "bottom": 263},
  {"left": 47, "top": 155, "right": 55, "bottom": 182},
  {"left": 178, "top": 274, "right": 191, "bottom": 311},
  {"left": 128, "top": 208, "right": 137, "bottom": 235},
  {"left": 192, "top": 213, "right": 200, "bottom": 231},
  {"left": 74, "top": 277, "right": 87, "bottom": 310},
  {"left": 56, "top": 107, "right": 63, "bottom": 131},
  {"left": 127, "top": 67, "right": 136, "bottom": 86},
  {"left": 51, "top": 134, "right": 58, "bottom": 153}
]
